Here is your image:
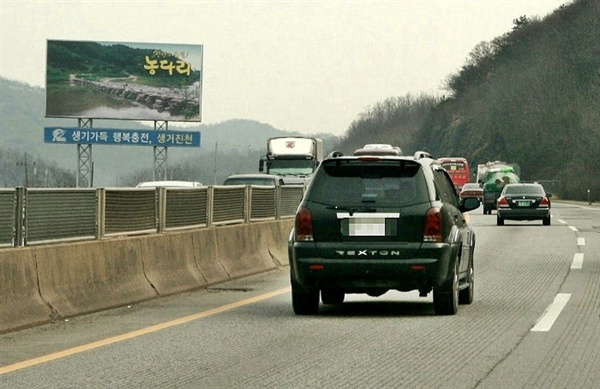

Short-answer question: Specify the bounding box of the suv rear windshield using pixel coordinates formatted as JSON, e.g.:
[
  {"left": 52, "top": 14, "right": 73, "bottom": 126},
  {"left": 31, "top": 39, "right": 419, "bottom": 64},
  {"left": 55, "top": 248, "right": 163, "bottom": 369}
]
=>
[{"left": 309, "top": 159, "right": 429, "bottom": 206}]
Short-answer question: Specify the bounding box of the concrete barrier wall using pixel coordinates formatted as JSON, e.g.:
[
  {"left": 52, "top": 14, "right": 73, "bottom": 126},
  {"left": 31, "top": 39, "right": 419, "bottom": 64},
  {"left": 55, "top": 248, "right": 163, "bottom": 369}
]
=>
[
  {"left": 0, "top": 219, "right": 294, "bottom": 334},
  {"left": 0, "top": 249, "right": 50, "bottom": 331},
  {"left": 35, "top": 241, "right": 159, "bottom": 318}
]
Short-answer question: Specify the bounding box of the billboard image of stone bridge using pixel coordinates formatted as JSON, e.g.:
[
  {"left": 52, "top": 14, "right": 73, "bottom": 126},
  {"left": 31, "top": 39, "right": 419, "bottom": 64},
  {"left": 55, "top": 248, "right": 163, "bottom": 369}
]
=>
[{"left": 45, "top": 40, "right": 203, "bottom": 122}]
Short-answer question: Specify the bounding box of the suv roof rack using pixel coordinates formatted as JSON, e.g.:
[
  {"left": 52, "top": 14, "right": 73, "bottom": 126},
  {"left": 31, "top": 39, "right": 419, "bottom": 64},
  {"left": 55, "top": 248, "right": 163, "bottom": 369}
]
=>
[{"left": 414, "top": 151, "right": 433, "bottom": 160}]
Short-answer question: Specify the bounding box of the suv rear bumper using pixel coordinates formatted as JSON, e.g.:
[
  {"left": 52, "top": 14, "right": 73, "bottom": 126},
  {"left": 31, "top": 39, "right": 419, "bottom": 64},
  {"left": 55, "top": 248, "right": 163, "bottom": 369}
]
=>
[{"left": 289, "top": 241, "right": 455, "bottom": 292}]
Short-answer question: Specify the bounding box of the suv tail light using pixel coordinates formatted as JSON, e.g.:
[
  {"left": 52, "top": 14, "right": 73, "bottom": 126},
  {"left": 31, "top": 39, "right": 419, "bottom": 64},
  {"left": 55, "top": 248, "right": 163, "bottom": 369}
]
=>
[
  {"left": 497, "top": 197, "right": 509, "bottom": 208},
  {"left": 295, "top": 206, "right": 314, "bottom": 241},
  {"left": 423, "top": 207, "right": 442, "bottom": 242}
]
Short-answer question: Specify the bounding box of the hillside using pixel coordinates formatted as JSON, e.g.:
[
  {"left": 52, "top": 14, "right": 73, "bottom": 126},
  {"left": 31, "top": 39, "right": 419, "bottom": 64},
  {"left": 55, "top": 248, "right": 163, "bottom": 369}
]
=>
[
  {"left": 0, "top": 78, "right": 339, "bottom": 186},
  {"left": 337, "top": 0, "right": 599, "bottom": 200}
]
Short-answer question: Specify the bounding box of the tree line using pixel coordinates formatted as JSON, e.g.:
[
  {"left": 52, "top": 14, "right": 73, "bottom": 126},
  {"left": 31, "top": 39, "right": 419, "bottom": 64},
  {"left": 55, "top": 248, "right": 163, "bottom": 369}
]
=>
[{"left": 336, "top": 0, "right": 599, "bottom": 201}]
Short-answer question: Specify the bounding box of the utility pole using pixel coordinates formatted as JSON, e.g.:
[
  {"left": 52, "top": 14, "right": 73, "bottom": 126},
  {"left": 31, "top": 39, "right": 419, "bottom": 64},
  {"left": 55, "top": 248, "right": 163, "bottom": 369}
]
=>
[{"left": 16, "top": 160, "right": 35, "bottom": 187}]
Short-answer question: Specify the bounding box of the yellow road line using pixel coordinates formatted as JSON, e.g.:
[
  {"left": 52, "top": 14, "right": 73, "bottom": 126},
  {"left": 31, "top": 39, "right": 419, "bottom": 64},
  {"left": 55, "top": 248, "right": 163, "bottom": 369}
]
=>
[{"left": 0, "top": 287, "right": 291, "bottom": 375}]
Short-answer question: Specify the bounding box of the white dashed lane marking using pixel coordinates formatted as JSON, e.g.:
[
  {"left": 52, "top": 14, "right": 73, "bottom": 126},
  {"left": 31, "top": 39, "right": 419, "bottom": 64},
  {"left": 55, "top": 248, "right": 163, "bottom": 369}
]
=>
[
  {"left": 531, "top": 293, "right": 571, "bottom": 332},
  {"left": 571, "top": 253, "right": 584, "bottom": 269}
]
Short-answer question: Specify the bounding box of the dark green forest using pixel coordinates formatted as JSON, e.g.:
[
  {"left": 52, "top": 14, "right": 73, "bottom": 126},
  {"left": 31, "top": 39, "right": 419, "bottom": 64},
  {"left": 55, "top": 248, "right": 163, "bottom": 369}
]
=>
[{"left": 1, "top": 0, "right": 598, "bottom": 200}]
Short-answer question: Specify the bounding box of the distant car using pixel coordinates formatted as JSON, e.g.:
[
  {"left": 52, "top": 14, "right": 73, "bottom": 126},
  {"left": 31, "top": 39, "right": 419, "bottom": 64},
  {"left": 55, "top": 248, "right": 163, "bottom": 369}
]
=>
[
  {"left": 353, "top": 143, "right": 403, "bottom": 156},
  {"left": 222, "top": 174, "right": 285, "bottom": 186},
  {"left": 496, "top": 183, "right": 551, "bottom": 226},
  {"left": 289, "top": 150, "right": 480, "bottom": 316},
  {"left": 363, "top": 143, "right": 394, "bottom": 149},
  {"left": 136, "top": 180, "right": 204, "bottom": 188},
  {"left": 459, "top": 183, "right": 483, "bottom": 201}
]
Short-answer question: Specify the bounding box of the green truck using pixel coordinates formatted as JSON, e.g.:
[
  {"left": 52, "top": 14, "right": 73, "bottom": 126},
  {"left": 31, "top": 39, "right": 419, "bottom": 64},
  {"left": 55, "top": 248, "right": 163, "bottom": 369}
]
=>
[{"left": 477, "top": 162, "right": 521, "bottom": 214}]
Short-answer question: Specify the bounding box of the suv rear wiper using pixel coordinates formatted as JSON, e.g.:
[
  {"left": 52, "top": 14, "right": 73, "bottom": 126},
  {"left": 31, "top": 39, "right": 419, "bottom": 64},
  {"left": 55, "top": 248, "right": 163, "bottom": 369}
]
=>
[{"left": 325, "top": 205, "right": 377, "bottom": 215}]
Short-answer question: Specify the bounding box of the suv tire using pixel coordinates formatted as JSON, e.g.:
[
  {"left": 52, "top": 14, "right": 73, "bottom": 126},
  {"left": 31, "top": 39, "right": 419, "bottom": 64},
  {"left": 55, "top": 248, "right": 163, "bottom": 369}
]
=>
[
  {"left": 433, "top": 260, "right": 459, "bottom": 315},
  {"left": 291, "top": 279, "right": 319, "bottom": 315}
]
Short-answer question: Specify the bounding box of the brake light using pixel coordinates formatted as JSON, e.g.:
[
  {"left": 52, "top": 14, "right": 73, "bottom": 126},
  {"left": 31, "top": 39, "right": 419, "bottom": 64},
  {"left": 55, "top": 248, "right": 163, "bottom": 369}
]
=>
[
  {"left": 423, "top": 207, "right": 442, "bottom": 242},
  {"left": 295, "top": 206, "right": 314, "bottom": 241},
  {"left": 498, "top": 197, "right": 509, "bottom": 207},
  {"left": 539, "top": 197, "right": 550, "bottom": 207}
]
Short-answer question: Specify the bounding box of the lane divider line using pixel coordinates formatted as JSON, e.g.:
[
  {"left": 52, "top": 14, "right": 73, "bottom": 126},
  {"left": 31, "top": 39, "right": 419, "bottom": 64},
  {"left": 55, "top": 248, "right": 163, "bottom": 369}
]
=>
[
  {"left": 568, "top": 226, "right": 578, "bottom": 232},
  {"left": 0, "top": 287, "right": 291, "bottom": 375},
  {"left": 531, "top": 293, "right": 571, "bottom": 332},
  {"left": 571, "top": 253, "right": 584, "bottom": 269},
  {"left": 577, "top": 237, "right": 585, "bottom": 246}
]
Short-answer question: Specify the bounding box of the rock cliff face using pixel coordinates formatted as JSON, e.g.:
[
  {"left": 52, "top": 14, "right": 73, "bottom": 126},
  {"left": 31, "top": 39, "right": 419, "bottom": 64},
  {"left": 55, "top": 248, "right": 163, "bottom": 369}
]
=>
[{"left": 71, "top": 77, "right": 200, "bottom": 117}]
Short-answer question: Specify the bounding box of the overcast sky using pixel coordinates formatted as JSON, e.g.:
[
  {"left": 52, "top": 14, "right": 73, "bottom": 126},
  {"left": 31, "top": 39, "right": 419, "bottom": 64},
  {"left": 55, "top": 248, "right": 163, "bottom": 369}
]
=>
[{"left": 0, "top": 0, "right": 568, "bottom": 136}]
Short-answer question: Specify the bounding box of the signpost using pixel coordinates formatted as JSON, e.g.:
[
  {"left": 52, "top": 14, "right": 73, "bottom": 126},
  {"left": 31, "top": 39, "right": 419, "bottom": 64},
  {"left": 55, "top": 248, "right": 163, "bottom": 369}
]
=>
[
  {"left": 43, "top": 40, "right": 204, "bottom": 187},
  {"left": 44, "top": 127, "right": 201, "bottom": 147}
]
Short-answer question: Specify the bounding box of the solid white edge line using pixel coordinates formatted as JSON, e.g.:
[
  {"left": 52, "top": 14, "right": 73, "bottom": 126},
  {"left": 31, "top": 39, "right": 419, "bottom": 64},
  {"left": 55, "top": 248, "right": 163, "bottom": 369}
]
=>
[
  {"left": 531, "top": 293, "right": 571, "bottom": 332},
  {"left": 571, "top": 253, "right": 584, "bottom": 269}
]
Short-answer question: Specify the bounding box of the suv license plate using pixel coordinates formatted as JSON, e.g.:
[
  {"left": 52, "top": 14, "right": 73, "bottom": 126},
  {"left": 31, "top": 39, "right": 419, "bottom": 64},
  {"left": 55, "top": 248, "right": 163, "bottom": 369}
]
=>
[
  {"left": 338, "top": 212, "right": 400, "bottom": 237},
  {"left": 349, "top": 218, "right": 385, "bottom": 236}
]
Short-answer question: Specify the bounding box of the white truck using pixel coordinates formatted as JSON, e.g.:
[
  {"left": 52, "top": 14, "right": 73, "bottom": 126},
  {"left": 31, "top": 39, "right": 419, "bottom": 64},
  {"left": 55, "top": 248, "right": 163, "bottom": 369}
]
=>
[{"left": 259, "top": 136, "right": 324, "bottom": 185}]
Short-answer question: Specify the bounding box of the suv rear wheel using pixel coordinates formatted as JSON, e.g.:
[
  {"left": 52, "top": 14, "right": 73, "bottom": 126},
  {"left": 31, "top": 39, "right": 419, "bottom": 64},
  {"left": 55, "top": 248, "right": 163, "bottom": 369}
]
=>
[
  {"left": 291, "top": 279, "right": 319, "bottom": 315},
  {"left": 433, "top": 260, "right": 459, "bottom": 315}
]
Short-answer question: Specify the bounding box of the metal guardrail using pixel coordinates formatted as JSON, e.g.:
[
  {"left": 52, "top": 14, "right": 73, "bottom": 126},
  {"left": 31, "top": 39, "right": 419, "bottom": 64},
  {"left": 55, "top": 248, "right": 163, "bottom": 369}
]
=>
[{"left": 0, "top": 185, "right": 305, "bottom": 247}]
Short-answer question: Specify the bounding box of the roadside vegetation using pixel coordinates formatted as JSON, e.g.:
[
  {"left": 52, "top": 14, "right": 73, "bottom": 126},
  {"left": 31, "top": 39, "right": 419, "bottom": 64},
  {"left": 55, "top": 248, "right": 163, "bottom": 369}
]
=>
[{"left": 336, "top": 0, "right": 599, "bottom": 200}]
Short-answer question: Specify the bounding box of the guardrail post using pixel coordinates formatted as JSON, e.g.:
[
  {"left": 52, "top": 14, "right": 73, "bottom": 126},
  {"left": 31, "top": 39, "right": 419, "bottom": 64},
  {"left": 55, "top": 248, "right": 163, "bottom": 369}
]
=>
[
  {"left": 275, "top": 186, "right": 281, "bottom": 220},
  {"left": 245, "top": 186, "right": 251, "bottom": 223},
  {"left": 15, "top": 187, "right": 25, "bottom": 247},
  {"left": 207, "top": 186, "right": 214, "bottom": 227},
  {"left": 97, "top": 188, "right": 105, "bottom": 239},
  {"left": 157, "top": 187, "right": 167, "bottom": 233}
]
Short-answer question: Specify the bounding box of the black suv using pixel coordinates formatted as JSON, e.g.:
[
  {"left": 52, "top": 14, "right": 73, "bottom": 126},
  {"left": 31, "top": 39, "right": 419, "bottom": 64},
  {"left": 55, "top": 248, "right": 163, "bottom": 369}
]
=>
[{"left": 288, "top": 151, "right": 481, "bottom": 315}]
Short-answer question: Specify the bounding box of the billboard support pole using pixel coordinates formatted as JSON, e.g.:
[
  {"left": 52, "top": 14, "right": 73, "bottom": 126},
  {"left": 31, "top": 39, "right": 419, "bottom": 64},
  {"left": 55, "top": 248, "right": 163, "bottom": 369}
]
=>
[
  {"left": 77, "top": 118, "right": 93, "bottom": 188},
  {"left": 153, "top": 121, "right": 168, "bottom": 181}
]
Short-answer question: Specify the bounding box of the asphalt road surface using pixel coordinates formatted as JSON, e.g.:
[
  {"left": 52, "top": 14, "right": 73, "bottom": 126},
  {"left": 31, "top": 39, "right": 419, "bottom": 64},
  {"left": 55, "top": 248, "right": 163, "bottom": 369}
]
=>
[{"left": 1, "top": 202, "right": 598, "bottom": 389}]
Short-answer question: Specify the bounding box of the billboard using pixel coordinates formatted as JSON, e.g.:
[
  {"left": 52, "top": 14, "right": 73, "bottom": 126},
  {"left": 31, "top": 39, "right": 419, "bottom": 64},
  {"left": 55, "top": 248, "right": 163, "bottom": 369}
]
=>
[
  {"left": 44, "top": 127, "right": 200, "bottom": 147},
  {"left": 45, "top": 40, "right": 203, "bottom": 122}
]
